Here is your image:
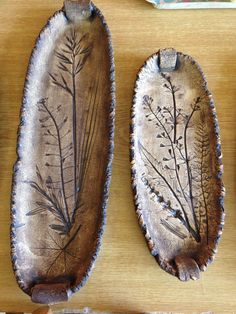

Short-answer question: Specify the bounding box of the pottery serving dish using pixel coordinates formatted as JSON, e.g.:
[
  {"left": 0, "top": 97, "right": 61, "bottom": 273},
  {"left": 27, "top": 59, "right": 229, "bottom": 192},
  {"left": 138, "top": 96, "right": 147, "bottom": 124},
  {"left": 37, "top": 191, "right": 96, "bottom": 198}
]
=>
[
  {"left": 11, "top": 0, "right": 115, "bottom": 304},
  {"left": 131, "top": 48, "right": 225, "bottom": 281}
]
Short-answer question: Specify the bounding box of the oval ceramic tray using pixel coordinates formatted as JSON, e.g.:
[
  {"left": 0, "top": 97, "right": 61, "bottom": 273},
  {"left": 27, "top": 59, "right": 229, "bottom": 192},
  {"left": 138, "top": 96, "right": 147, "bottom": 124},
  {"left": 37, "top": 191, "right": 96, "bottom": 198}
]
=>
[
  {"left": 131, "top": 48, "right": 225, "bottom": 281},
  {"left": 11, "top": 0, "right": 115, "bottom": 304}
]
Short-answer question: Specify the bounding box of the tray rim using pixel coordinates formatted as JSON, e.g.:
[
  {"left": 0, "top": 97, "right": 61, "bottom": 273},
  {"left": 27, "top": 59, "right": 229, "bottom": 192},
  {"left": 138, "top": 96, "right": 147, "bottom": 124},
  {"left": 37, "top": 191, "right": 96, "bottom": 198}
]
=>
[{"left": 130, "top": 49, "right": 225, "bottom": 279}]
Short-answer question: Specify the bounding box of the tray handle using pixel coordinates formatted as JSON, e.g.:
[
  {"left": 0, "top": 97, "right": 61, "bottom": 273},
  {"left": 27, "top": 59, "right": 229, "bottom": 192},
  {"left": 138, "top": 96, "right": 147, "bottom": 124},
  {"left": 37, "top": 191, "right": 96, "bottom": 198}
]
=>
[
  {"left": 158, "top": 48, "right": 177, "bottom": 72},
  {"left": 31, "top": 283, "right": 71, "bottom": 304},
  {"left": 64, "top": 0, "right": 92, "bottom": 22}
]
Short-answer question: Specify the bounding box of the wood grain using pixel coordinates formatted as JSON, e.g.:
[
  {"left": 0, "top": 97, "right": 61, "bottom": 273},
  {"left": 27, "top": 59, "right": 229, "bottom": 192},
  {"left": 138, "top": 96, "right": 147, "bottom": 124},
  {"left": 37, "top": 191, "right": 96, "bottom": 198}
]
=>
[{"left": 0, "top": 0, "right": 236, "bottom": 312}]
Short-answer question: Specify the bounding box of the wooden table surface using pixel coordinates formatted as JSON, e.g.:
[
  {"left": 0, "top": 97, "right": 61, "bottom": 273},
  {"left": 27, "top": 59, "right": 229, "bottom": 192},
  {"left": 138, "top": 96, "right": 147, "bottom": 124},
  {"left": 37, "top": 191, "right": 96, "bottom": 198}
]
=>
[{"left": 0, "top": 0, "right": 236, "bottom": 313}]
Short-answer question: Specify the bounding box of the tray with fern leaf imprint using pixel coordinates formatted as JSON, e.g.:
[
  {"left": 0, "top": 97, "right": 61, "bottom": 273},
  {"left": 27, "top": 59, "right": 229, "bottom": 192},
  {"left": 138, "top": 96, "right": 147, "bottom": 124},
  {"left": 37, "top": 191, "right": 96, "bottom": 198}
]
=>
[
  {"left": 131, "top": 48, "right": 224, "bottom": 281},
  {"left": 11, "top": 0, "right": 115, "bottom": 304}
]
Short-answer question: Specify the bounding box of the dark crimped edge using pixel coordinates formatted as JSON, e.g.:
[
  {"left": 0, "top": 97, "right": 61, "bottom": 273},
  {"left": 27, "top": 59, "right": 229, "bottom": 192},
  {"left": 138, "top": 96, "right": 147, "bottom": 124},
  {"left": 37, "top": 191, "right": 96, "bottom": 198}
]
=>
[
  {"left": 10, "top": 2, "right": 115, "bottom": 299},
  {"left": 130, "top": 49, "right": 225, "bottom": 279}
]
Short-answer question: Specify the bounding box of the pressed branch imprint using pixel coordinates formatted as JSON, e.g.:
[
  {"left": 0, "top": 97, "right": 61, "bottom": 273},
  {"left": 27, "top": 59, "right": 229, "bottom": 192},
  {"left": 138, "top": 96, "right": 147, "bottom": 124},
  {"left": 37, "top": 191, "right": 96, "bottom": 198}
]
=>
[
  {"left": 31, "top": 226, "right": 82, "bottom": 275},
  {"left": 23, "top": 28, "right": 100, "bottom": 273},
  {"left": 139, "top": 73, "right": 212, "bottom": 243}
]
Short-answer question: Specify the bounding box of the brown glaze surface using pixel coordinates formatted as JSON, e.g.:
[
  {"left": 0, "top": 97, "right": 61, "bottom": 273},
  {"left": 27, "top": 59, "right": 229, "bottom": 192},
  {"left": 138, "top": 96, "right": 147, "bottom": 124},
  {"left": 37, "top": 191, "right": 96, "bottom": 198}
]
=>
[
  {"left": 131, "top": 48, "right": 224, "bottom": 281},
  {"left": 11, "top": 1, "right": 115, "bottom": 304}
]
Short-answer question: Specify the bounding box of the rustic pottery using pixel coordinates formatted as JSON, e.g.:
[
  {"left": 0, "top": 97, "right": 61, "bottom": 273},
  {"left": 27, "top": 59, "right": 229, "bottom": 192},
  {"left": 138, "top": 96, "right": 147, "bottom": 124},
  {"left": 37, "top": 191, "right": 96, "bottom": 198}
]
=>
[
  {"left": 11, "top": 0, "right": 115, "bottom": 304},
  {"left": 131, "top": 48, "right": 225, "bottom": 281}
]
